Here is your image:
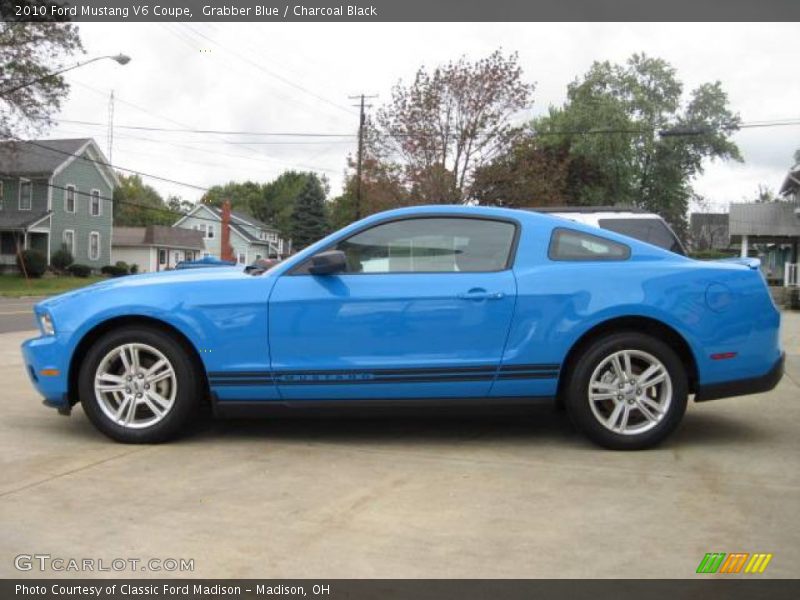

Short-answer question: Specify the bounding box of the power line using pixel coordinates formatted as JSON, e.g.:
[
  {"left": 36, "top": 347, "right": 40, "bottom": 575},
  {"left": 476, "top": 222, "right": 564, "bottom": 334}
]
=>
[
  {"left": 0, "top": 174, "right": 241, "bottom": 228},
  {"left": 41, "top": 117, "right": 356, "bottom": 137},
  {"left": 14, "top": 138, "right": 210, "bottom": 191},
  {"left": 178, "top": 23, "right": 356, "bottom": 119}
]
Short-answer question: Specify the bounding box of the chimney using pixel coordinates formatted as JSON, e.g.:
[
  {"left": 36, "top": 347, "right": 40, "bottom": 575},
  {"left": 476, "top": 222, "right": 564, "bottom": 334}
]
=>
[{"left": 220, "top": 200, "right": 234, "bottom": 262}]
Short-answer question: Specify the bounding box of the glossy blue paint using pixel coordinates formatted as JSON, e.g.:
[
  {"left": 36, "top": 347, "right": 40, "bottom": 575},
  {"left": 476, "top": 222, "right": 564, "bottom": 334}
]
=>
[{"left": 21, "top": 205, "right": 782, "bottom": 412}]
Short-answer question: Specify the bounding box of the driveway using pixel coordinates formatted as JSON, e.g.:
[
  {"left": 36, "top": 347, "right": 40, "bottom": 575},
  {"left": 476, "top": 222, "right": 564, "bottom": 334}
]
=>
[{"left": 1, "top": 313, "right": 799, "bottom": 578}]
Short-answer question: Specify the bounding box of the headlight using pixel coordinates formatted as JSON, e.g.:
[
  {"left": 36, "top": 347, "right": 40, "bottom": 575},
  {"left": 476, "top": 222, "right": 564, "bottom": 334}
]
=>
[{"left": 38, "top": 312, "right": 55, "bottom": 336}]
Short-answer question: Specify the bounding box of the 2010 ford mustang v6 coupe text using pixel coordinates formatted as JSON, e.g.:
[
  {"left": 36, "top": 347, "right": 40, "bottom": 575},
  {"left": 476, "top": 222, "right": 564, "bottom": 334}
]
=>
[{"left": 22, "top": 206, "right": 784, "bottom": 449}]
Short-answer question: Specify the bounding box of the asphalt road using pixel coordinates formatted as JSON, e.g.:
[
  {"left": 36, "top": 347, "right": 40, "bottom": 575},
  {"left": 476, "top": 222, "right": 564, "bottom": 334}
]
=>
[
  {"left": 1, "top": 313, "right": 799, "bottom": 578},
  {"left": 0, "top": 297, "right": 39, "bottom": 334}
]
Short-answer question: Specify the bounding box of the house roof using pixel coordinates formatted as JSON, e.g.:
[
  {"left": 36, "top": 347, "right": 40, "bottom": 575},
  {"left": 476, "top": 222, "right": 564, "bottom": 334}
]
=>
[
  {"left": 729, "top": 202, "right": 800, "bottom": 238},
  {"left": 113, "top": 225, "right": 205, "bottom": 250},
  {"left": 0, "top": 139, "right": 93, "bottom": 176},
  {"left": 207, "top": 206, "right": 278, "bottom": 233},
  {"left": 0, "top": 209, "right": 52, "bottom": 230}
]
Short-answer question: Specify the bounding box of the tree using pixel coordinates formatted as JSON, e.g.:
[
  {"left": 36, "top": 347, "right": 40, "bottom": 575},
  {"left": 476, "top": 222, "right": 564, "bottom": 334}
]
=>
[
  {"left": 257, "top": 171, "right": 325, "bottom": 235},
  {"left": 373, "top": 50, "right": 534, "bottom": 204},
  {"left": 290, "top": 176, "right": 328, "bottom": 249},
  {"left": 753, "top": 184, "right": 777, "bottom": 203},
  {"left": 0, "top": 12, "right": 84, "bottom": 139},
  {"left": 113, "top": 174, "right": 179, "bottom": 226},
  {"left": 166, "top": 195, "right": 195, "bottom": 214},
  {"left": 329, "top": 155, "right": 408, "bottom": 230},
  {"left": 528, "top": 54, "right": 741, "bottom": 240},
  {"left": 201, "top": 181, "right": 263, "bottom": 214},
  {"left": 471, "top": 137, "right": 572, "bottom": 208}
]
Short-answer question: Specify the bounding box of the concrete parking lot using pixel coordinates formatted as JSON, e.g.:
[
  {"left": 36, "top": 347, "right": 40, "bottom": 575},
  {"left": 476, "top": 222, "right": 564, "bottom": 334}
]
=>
[{"left": 1, "top": 313, "right": 798, "bottom": 579}]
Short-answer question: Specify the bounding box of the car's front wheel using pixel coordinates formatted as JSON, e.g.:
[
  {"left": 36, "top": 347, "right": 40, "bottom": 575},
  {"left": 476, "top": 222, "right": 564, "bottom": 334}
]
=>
[
  {"left": 564, "top": 332, "right": 688, "bottom": 450},
  {"left": 78, "top": 326, "right": 200, "bottom": 443}
]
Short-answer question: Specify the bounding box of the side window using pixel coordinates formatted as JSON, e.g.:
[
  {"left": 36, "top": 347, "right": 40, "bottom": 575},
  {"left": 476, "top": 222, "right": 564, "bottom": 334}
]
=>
[
  {"left": 549, "top": 228, "right": 630, "bottom": 261},
  {"left": 328, "top": 217, "right": 516, "bottom": 274}
]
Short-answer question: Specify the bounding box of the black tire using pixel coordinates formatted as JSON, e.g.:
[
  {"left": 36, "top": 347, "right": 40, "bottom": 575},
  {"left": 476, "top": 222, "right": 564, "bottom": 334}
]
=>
[
  {"left": 78, "top": 326, "right": 201, "bottom": 443},
  {"left": 564, "top": 331, "right": 688, "bottom": 450}
]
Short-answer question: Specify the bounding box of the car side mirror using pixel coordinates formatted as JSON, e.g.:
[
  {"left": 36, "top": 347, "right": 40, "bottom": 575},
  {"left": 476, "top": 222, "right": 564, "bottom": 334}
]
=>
[{"left": 308, "top": 250, "right": 347, "bottom": 275}]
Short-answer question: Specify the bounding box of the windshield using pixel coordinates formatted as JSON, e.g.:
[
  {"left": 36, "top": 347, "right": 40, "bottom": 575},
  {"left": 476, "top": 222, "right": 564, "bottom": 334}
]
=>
[{"left": 598, "top": 218, "right": 685, "bottom": 255}]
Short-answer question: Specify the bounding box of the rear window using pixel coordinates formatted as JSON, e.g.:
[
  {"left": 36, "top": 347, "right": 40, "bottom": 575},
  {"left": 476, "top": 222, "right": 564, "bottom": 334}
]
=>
[
  {"left": 598, "top": 218, "right": 684, "bottom": 255},
  {"left": 549, "top": 228, "right": 630, "bottom": 261}
]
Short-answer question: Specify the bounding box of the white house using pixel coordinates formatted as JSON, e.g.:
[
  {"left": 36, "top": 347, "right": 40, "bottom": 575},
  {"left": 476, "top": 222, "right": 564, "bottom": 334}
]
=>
[
  {"left": 172, "top": 204, "right": 290, "bottom": 264},
  {"left": 112, "top": 225, "right": 206, "bottom": 272}
]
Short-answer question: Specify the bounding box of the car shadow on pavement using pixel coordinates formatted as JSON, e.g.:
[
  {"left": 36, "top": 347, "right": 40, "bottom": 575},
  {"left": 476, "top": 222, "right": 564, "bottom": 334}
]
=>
[
  {"left": 171, "top": 402, "right": 770, "bottom": 450},
  {"left": 184, "top": 403, "right": 584, "bottom": 448}
]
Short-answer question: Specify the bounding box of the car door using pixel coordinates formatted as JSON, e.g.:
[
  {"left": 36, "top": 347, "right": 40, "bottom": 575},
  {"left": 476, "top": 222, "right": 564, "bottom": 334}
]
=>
[{"left": 268, "top": 216, "right": 519, "bottom": 400}]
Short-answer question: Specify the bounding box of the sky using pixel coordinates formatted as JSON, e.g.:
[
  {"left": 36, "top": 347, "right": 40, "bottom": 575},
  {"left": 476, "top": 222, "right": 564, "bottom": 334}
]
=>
[{"left": 42, "top": 22, "right": 800, "bottom": 212}]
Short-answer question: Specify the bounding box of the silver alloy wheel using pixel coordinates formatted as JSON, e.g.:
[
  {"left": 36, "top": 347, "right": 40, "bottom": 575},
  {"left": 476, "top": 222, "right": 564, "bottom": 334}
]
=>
[
  {"left": 588, "top": 349, "right": 672, "bottom": 436},
  {"left": 94, "top": 343, "right": 177, "bottom": 429}
]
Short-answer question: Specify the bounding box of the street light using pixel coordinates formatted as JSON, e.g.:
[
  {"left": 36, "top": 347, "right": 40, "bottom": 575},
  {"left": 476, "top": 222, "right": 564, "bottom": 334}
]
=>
[{"left": 0, "top": 54, "right": 132, "bottom": 96}]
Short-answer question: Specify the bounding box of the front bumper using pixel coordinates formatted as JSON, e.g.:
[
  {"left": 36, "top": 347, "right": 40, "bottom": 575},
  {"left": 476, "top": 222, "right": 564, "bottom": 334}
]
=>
[
  {"left": 21, "top": 335, "right": 71, "bottom": 410},
  {"left": 695, "top": 352, "right": 785, "bottom": 402}
]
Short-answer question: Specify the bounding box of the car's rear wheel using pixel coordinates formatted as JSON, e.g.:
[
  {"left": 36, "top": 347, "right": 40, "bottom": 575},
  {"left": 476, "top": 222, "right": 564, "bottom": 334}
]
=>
[
  {"left": 78, "top": 326, "right": 200, "bottom": 443},
  {"left": 564, "top": 332, "right": 688, "bottom": 450}
]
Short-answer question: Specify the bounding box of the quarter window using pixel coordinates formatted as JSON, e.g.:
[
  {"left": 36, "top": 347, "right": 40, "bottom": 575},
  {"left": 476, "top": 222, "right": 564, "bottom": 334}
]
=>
[
  {"left": 328, "top": 217, "right": 516, "bottom": 274},
  {"left": 65, "top": 185, "right": 76, "bottom": 213},
  {"left": 549, "top": 228, "right": 630, "bottom": 261},
  {"left": 88, "top": 232, "right": 100, "bottom": 261}
]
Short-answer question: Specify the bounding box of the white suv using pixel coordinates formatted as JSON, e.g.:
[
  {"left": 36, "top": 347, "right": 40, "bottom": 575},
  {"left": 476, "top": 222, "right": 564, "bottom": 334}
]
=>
[{"left": 530, "top": 207, "right": 686, "bottom": 255}]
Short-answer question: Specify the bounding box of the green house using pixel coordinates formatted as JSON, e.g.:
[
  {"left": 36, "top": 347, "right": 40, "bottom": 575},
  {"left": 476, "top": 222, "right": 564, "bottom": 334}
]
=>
[{"left": 0, "top": 138, "right": 117, "bottom": 272}]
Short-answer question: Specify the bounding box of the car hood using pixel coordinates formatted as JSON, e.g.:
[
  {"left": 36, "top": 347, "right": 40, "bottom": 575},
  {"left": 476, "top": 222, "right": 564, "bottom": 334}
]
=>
[{"left": 37, "top": 266, "right": 256, "bottom": 311}]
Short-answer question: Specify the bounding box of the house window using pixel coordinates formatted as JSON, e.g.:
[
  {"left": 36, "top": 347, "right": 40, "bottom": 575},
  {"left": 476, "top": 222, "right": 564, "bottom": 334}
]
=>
[
  {"left": 64, "top": 185, "right": 76, "bottom": 213},
  {"left": 159, "top": 249, "right": 167, "bottom": 264},
  {"left": 206, "top": 224, "right": 215, "bottom": 239},
  {"left": 88, "top": 232, "right": 100, "bottom": 261},
  {"left": 0, "top": 180, "right": 4, "bottom": 210},
  {"left": 62, "top": 230, "right": 75, "bottom": 256},
  {"left": 237, "top": 251, "right": 246, "bottom": 264},
  {"left": 90, "top": 189, "right": 101, "bottom": 216},
  {"left": 19, "top": 179, "right": 32, "bottom": 210}
]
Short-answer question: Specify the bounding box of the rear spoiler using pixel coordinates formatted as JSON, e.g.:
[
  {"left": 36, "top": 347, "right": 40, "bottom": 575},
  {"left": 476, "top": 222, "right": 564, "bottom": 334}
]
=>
[{"left": 713, "top": 257, "right": 761, "bottom": 270}]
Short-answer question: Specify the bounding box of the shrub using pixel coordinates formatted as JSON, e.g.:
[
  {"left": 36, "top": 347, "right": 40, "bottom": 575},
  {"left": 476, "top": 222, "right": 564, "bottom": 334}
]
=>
[
  {"left": 16, "top": 249, "right": 47, "bottom": 278},
  {"left": 51, "top": 246, "right": 74, "bottom": 272},
  {"left": 101, "top": 264, "right": 128, "bottom": 277},
  {"left": 68, "top": 263, "right": 92, "bottom": 278},
  {"left": 115, "top": 260, "right": 130, "bottom": 273},
  {"left": 130, "top": 263, "right": 139, "bottom": 274}
]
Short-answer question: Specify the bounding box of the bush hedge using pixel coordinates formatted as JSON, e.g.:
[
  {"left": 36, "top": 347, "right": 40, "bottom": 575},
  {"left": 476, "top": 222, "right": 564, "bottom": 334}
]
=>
[
  {"left": 51, "top": 247, "right": 74, "bottom": 272},
  {"left": 16, "top": 249, "right": 48, "bottom": 278},
  {"left": 68, "top": 264, "right": 92, "bottom": 278},
  {"left": 101, "top": 264, "right": 128, "bottom": 277}
]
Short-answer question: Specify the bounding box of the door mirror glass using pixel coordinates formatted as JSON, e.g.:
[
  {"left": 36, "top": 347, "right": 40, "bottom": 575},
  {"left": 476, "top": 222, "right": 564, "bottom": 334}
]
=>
[{"left": 309, "top": 250, "right": 347, "bottom": 275}]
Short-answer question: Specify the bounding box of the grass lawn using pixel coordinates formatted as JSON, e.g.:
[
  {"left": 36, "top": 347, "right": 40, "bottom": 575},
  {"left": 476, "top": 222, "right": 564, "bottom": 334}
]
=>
[{"left": 0, "top": 274, "right": 106, "bottom": 298}]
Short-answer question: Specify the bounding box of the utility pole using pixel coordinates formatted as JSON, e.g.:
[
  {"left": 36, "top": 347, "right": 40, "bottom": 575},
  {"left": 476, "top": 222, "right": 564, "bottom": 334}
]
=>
[
  {"left": 107, "top": 90, "right": 115, "bottom": 163},
  {"left": 348, "top": 94, "right": 377, "bottom": 220}
]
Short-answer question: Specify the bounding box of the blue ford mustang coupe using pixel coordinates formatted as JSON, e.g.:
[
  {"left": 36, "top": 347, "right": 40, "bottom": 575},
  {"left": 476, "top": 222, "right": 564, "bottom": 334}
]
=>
[{"left": 22, "top": 206, "right": 783, "bottom": 449}]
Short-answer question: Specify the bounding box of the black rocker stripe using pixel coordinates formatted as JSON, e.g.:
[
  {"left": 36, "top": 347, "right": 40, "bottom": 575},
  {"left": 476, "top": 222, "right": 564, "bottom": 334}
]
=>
[{"left": 210, "top": 364, "right": 559, "bottom": 387}]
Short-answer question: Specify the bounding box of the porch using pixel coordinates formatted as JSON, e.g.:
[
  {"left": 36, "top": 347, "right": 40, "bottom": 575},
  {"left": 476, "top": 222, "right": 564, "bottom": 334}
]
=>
[{"left": 0, "top": 231, "right": 50, "bottom": 270}]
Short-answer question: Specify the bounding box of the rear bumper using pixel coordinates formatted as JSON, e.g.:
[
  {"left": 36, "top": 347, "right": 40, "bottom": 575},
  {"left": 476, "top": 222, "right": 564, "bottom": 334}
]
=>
[{"left": 695, "top": 353, "right": 785, "bottom": 402}]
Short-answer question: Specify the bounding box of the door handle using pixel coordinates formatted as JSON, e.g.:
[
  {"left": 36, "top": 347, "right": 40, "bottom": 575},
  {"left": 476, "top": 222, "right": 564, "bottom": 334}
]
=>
[{"left": 458, "top": 290, "right": 505, "bottom": 301}]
